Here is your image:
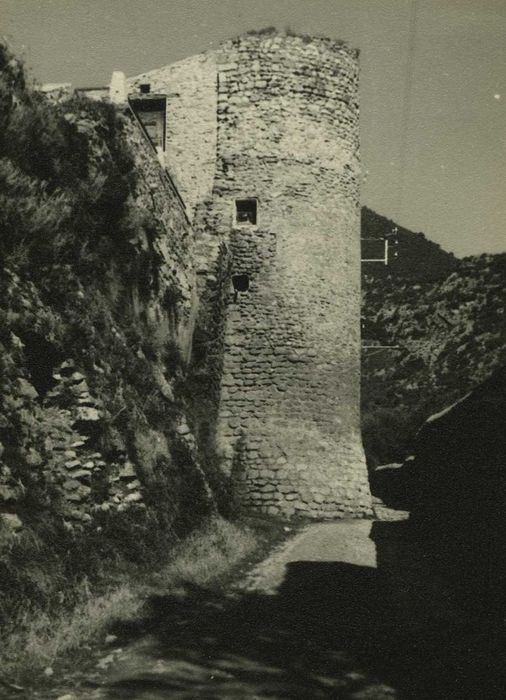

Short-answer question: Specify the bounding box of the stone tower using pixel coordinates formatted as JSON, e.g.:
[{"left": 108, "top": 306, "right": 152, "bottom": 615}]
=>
[{"left": 129, "top": 30, "right": 372, "bottom": 518}]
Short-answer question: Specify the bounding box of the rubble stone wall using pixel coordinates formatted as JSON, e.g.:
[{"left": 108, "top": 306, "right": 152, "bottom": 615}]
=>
[
  {"left": 123, "top": 114, "right": 198, "bottom": 360},
  {"left": 126, "top": 31, "right": 372, "bottom": 518},
  {"left": 0, "top": 110, "right": 205, "bottom": 534},
  {"left": 128, "top": 53, "right": 217, "bottom": 220},
  {"left": 206, "top": 33, "right": 371, "bottom": 517}
]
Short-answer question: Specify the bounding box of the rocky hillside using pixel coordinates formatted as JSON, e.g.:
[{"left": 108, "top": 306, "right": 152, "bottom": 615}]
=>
[
  {"left": 361, "top": 210, "right": 506, "bottom": 467},
  {"left": 361, "top": 206, "right": 458, "bottom": 281},
  {"left": 0, "top": 45, "right": 227, "bottom": 631}
]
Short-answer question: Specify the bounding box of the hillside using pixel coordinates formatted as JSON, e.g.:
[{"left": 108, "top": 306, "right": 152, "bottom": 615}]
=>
[
  {"left": 361, "top": 206, "right": 458, "bottom": 281},
  {"left": 361, "top": 236, "right": 506, "bottom": 467},
  {"left": 0, "top": 45, "right": 228, "bottom": 637}
]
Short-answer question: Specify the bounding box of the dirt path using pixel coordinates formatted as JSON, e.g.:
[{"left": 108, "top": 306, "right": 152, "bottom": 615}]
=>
[{"left": 47, "top": 519, "right": 504, "bottom": 699}]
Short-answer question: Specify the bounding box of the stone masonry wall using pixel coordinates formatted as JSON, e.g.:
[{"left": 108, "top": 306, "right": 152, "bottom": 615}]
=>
[
  {"left": 123, "top": 112, "right": 198, "bottom": 360},
  {"left": 0, "top": 108, "right": 205, "bottom": 535},
  {"left": 129, "top": 53, "right": 217, "bottom": 221},
  {"left": 206, "top": 33, "right": 371, "bottom": 518},
  {"left": 127, "top": 31, "right": 372, "bottom": 518}
]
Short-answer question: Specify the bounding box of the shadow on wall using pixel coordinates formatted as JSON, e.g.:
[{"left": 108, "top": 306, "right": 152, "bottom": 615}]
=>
[
  {"left": 185, "top": 243, "right": 233, "bottom": 512},
  {"left": 78, "top": 539, "right": 506, "bottom": 700}
]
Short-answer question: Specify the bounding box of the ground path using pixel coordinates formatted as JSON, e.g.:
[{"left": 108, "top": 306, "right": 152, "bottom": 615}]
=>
[{"left": 47, "top": 519, "right": 504, "bottom": 699}]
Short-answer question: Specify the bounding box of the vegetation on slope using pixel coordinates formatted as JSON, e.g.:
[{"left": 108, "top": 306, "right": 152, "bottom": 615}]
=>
[
  {"left": 0, "top": 42, "right": 217, "bottom": 646},
  {"left": 361, "top": 218, "right": 506, "bottom": 467},
  {"left": 2, "top": 516, "right": 260, "bottom": 687}
]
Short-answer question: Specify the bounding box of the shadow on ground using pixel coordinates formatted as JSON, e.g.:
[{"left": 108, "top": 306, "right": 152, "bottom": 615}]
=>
[{"left": 71, "top": 522, "right": 506, "bottom": 700}]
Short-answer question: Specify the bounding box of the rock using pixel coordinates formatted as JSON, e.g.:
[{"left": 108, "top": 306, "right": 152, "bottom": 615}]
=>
[
  {"left": 60, "top": 359, "right": 76, "bottom": 375},
  {"left": 105, "top": 634, "right": 118, "bottom": 644},
  {"left": 0, "top": 513, "right": 22, "bottom": 531},
  {"left": 2, "top": 681, "right": 25, "bottom": 692},
  {"left": 374, "top": 365, "right": 506, "bottom": 524},
  {"left": 124, "top": 491, "right": 142, "bottom": 503},
  {"left": 176, "top": 421, "right": 191, "bottom": 435},
  {"left": 96, "top": 654, "right": 115, "bottom": 669},
  {"left": 69, "top": 509, "right": 86, "bottom": 521},
  {"left": 287, "top": 353, "right": 306, "bottom": 363},
  {"left": 25, "top": 448, "right": 43, "bottom": 467},
  {"left": 16, "top": 377, "right": 38, "bottom": 399},
  {"left": 77, "top": 396, "right": 96, "bottom": 406},
  {"left": 74, "top": 406, "right": 100, "bottom": 422},
  {"left": 415, "top": 366, "right": 506, "bottom": 474},
  {"left": 66, "top": 493, "right": 82, "bottom": 503},
  {"left": 64, "top": 479, "right": 81, "bottom": 491},
  {"left": 70, "top": 469, "right": 92, "bottom": 481},
  {"left": 0, "top": 485, "right": 19, "bottom": 503},
  {"left": 43, "top": 667, "right": 54, "bottom": 677},
  {"left": 119, "top": 462, "right": 136, "bottom": 479},
  {"left": 70, "top": 381, "right": 89, "bottom": 395}
]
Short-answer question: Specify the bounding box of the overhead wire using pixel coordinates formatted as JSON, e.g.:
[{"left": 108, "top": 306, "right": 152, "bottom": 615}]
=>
[{"left": 395, "top": 0, "right": 418, "bottom": 230}]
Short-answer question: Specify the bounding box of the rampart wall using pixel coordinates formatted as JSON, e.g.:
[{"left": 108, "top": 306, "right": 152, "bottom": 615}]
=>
[
  {"left": 128, "top": 31, "right": 372, "bottom": 518},
  {"left": 129, "top": 53, "right": 217, "bottom": 221},
  {"left": 207, "top": 34, "right": 371, "bottom": 517},
  {"left": 123, "top": 114, "right": 197, "bottom": 360}
]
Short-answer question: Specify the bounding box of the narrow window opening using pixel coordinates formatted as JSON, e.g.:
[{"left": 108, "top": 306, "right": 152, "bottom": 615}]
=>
[
  {"left": 140, "top": 83, "right": 151, "bottom": 94},
  {"left": 235, "top": 199, "right": 257, "bottom": 226},
  {"left": 232, "top": 273, "right": 250, "bottom": 301},
  {"left": 232, "top": 273, "right": 250, "bottom": 293}
]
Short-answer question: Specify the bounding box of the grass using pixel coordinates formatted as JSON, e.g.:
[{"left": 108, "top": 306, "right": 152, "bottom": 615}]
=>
[
  {"left": 150, "top": 514, "right": 257, "bottom": 588},
  {"left": 1, "top": 516, "right": 261, "bottom": 686}
]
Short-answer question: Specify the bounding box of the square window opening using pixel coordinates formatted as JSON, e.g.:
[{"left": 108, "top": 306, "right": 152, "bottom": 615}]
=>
[
  {"left": 232, "top": 273, "right": 250, "bottom": 293},
  {"left": 235, "top": 199, "right": 257, "bottom": 226}
]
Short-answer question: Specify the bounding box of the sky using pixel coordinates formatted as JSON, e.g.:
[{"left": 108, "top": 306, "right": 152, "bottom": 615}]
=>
[{"left": 2, "top": 0, "right": 505, "bottom": 257}]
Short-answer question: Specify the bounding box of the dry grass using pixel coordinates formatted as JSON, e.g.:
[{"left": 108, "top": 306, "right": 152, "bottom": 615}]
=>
[
  {"left": 2, "top": 516, "right": 258, "bottom": 683},
  {"left": 151, "top": 514, "right": 257, "bottom": 588}
]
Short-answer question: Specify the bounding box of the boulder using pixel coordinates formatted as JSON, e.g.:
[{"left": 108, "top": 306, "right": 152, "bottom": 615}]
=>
[
  {"left": 74, "top": 406, "right": 100, "bottom": 422},
  {"left": 1, "top": 513, "right": 22, "bottom": 532},
  {"left": 415, "top": 365, "right": 506, "bottom": 472},
  {"left": 372, "top": 365, "right": 506, "bottom": 526},
  {"left": 124, "top": 491, "right": 142, "bottom": 503},
  {"left": 371, "top": 459, "right": 419, "bottom": 511},
  {"left": 17, "top": 377, "right": 38, "bottom": 400},
  {"left": 0, "top": 485, "right": 20, "bottom": 504},
  {"left": 119, "top": 461, "right": 136, "bottom": 479}
]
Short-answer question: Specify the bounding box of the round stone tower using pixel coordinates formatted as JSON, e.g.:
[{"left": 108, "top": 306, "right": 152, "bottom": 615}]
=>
[
  {"left": 209, "top": 32, "right": 371, "bottom": 518},
  {"left": 129, "top": 30, "right": 372, "bottom": 518}
]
